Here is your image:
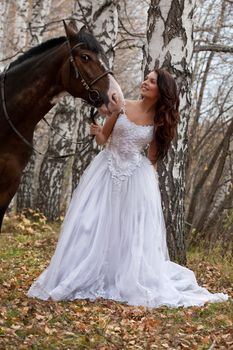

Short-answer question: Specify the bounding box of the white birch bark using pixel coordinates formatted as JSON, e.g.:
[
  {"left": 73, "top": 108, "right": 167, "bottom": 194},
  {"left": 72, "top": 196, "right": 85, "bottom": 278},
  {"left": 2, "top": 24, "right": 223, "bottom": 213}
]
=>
[
  {"left": 16, "top": 0, "right": 53, "bottom": 212},
  {"left": 35, "top": 0, "right": 119, "bottom": 220},
  {"left": 13, "top": 0, "right": 30, "bottom": 49},
  {"left": 4, "top": 0, "right": 30, "bottom": 212},
  {"left": 36, "top": 97, "right": 78, "bottom": 219},
  {"left": 0, "top": 1, "right": 10, "bottom": 70},
  {"left": 28, "top": 0, "right": 53, "bottom": 45},
  {"left": 143, "top": 0, "right": 194, "bottom": 264}
]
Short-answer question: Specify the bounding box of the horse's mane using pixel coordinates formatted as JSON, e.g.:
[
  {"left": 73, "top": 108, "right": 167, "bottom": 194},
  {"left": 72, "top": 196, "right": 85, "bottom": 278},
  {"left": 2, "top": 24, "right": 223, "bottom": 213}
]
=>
[
  {"left": 10, "top": 37, "right": 66, "bottom": 68},
  {"left": 10, "top": 30, "right": 105, "bottom": 68}
]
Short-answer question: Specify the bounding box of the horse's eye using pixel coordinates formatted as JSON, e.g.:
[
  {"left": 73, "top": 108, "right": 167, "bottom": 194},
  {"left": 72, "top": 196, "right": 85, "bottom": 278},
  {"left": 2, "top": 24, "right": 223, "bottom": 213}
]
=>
[{"left": 81, "top": 54, "right": 90, "bottom": 62}]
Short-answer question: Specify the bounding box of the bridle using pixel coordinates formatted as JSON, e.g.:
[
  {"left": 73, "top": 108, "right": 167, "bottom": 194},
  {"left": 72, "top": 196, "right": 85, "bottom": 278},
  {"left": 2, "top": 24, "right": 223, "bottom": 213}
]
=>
[
  {"left": 66, "top": 38, "right": 113, "bottom": 108},
  {"left": 0, "top": 31, "right": 113, "bottom": 157}
]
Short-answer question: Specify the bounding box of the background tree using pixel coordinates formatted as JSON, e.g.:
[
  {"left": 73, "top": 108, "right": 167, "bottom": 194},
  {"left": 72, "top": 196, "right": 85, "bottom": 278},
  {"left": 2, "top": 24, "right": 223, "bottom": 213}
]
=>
[
  {"left": 16, "top": 0, "right": 53, "bottom": 212},
  {"left": 34, "top": 0, "right": 120, "bottom": 220},
  {"left": 0, "top": 1, "right": 9, "bottom": 70},
  {"left": 143, "top": 0, "right": 195, "bottom": 264},
  {"left": 186, "top": 0, "right": 233, "bottom": 256},
  {"left": 71, "top": 0, "right": 119, "bottom": 193}
]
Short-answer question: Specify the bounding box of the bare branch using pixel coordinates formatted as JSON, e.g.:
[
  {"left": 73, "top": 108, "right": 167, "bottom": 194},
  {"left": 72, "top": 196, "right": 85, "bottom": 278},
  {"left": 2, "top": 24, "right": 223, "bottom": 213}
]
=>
[
  {"left": 194, "top": 44, "right": 233, "bottom": 53},
  {"left": 118, "top": 18, "right": 145, "bottom": 38}
]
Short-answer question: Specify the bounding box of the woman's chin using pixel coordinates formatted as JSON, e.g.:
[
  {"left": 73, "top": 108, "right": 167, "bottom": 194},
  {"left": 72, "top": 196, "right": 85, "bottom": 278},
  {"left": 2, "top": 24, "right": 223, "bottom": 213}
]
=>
[{"left": 140, "top": 90, "right": 147, "bottom": 98}]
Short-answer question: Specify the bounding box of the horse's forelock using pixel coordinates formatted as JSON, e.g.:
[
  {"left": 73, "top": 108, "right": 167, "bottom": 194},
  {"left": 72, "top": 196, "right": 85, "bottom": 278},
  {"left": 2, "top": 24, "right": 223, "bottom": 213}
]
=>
[
  {"left": 76, "top": 30, "right": 109, "bottom": 68},
  {"left": 76, "top": 30, "right": 105, "bottom": 56}
]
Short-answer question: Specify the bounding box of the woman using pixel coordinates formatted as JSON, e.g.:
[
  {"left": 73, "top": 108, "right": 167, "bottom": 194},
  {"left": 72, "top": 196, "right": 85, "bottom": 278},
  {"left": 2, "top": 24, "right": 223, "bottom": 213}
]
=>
[{"left": 27, "top": 69, "right": 229, "bottom": 308}]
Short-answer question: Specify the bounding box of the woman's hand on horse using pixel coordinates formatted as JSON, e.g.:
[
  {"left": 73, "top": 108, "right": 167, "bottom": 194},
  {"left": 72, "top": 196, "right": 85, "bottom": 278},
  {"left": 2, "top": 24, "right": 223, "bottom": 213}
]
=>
[
  {"left": 90, "top": 123, "right": 102, "bottom": 136},
  {"left": 107, "top": 110, "right": 121, "bottom": 118}
]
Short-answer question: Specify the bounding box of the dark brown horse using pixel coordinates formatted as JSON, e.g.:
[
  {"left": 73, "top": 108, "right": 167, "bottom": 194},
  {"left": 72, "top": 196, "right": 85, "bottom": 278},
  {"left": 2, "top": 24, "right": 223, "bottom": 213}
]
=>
[{"left": 0, "top": 20, "right": 123, "bottom": 231}]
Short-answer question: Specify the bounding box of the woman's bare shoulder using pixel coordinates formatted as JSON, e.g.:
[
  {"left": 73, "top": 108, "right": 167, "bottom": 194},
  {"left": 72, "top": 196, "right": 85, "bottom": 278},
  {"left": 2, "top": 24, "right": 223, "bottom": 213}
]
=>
[{"left": 124, "top": 99, "right": 139, "bottom": 110}]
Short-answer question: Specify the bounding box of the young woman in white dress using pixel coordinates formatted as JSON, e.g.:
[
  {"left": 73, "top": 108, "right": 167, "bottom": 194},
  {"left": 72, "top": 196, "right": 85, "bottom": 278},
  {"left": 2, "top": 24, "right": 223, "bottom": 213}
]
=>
[{"left": 27, "top": 69, "right": 229, "bottom": 308}]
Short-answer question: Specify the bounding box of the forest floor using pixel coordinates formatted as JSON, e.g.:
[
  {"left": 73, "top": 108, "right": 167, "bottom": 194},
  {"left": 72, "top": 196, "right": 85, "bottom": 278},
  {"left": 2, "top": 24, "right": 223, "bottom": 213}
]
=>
[{"left": 0, "top": 212, "right": 232, "bottom": 350}]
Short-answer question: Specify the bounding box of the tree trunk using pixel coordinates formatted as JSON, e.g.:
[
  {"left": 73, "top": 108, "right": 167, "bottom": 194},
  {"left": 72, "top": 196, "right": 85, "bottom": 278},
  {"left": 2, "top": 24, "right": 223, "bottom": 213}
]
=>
[
  {"left": 195, "top": 118, "right": 233, "bottom": 233},
  {"left": 16, "top": 0, "right": 52, "bottom": 212},
  {"left": 0, "top": 1, "right": 10, "bottom": 70},
  {"left": 190, "top": 0, "right": 226, "bottom": 136},
  {"left": 36, "top": 97, "right": 77, "bottom": 220},
  {"left": 13, "top": 0, "right": 30, "bottom": 49},
  {"left": 143, "top": 0, "right": 194, "bottom": 264},
  {"left": 71, "top": 0, "right": 119, "bottom": 191},
  {"left": 3, "top": 0, "right": 30, "bottom": 212},
  {"left": 34, "top": 0, "right": 119, "bottom": 219},
  {"left": 186, "top": 0, "right": 227, "bottom": 230}
]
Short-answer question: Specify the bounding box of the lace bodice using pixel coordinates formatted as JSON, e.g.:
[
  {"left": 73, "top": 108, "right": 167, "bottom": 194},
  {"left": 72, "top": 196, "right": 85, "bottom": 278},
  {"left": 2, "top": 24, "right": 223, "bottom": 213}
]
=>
[{"left": 104, "top": 112, "right": 154, "bottom": 184}]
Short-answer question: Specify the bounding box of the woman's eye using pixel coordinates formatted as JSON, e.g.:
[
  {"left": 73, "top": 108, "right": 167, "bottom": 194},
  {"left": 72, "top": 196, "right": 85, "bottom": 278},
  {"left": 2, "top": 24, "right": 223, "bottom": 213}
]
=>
[{"left": 81, "top": 54, "right": 90, "bottom": 62}]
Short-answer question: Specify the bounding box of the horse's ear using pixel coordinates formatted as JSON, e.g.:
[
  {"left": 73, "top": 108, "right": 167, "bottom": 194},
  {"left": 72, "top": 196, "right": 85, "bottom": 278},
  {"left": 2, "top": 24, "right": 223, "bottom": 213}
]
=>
[
  {"left": 79, "top": 25, "right": 93, "bottom": 35},
  {"left": 79, "top": 25, "right": 87, "bottom": 32},
  {"left": 68, "top": 19, "right": 78, "bottom": 32},
  {"left": 63, "top": 19, "right": 78, "bottom": 40}
]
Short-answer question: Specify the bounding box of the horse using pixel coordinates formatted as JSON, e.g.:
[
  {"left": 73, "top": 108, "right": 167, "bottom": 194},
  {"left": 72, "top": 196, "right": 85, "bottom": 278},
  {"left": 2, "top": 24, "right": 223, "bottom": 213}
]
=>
[{"left": 0, "top": 20, "right": 123, "bottom": 232}]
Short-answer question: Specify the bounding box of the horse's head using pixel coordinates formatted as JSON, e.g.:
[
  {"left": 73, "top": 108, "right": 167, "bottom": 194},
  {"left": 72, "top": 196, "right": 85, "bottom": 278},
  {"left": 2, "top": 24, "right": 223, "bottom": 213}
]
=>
[{"left": 61, "top": 20, "right": 124, "bottom": 114}]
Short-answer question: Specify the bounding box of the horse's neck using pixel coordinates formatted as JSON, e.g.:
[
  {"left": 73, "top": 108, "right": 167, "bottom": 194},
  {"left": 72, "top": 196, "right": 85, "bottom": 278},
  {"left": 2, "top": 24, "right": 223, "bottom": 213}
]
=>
[{"left": 5, "top": 45, "right": 66, "bottom": 126}]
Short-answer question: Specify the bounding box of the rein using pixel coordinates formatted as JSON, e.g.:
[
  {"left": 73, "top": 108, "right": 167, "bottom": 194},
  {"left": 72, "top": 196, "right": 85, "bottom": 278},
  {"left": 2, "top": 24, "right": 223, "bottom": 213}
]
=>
[{"left": 0, "top": 32, "right": 111, "bottom": 158}]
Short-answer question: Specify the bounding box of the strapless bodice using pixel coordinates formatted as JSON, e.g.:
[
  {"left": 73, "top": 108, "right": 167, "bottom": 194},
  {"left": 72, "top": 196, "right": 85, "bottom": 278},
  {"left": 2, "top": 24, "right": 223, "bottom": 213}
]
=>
[{"left": 104, "top": 112, "right": 154, "bottom": 184}]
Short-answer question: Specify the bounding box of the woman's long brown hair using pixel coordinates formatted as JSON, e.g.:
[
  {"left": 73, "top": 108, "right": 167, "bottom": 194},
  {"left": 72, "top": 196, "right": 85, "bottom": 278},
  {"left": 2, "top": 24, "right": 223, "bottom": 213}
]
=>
[{"left": 153, "top": 68, "right": 180, "bottom": 163}]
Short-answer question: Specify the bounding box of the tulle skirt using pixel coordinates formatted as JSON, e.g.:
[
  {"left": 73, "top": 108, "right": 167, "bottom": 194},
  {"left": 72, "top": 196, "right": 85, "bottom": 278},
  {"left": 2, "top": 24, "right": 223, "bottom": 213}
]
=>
[{"left": 27, "top": 150, "right": 229, "bottom": 308}]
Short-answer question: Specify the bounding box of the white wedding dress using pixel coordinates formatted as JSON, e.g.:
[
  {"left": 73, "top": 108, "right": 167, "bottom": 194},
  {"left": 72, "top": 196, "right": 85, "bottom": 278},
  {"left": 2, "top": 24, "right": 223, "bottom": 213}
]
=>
[{"left": 27, "top": 111, "right": 229, "bottom": 308}]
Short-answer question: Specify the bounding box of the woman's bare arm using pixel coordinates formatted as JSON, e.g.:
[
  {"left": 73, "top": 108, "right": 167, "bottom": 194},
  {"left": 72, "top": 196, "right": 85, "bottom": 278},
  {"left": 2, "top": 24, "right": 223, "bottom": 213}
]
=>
[{"left": 89, "top": 111, "right": 120, "bottom": 145}]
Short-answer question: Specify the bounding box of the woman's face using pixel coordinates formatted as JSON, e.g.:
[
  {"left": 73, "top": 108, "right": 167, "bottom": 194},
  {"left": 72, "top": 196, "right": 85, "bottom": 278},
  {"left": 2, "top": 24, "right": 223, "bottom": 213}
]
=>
[{"left": 140, "top": 71, "right": 159, "bottom": 101}]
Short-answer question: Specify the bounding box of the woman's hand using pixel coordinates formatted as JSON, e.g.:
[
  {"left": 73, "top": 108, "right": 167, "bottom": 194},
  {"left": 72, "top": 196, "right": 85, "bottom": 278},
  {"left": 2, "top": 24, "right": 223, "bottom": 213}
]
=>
[
  {"left": 89, "top": 109, "right": 122, "bottom": 145},
  {"left": 98, "top": 105, "right": 123, "bottom": 118},
  {"left": 89, "top": 123, "right": 106, "bottom": 145},
  {"left": 89, "top": 123, "right": 102, "bottom": 136},
  {"left": 107, "top": 110, "right": 121, "bottom": 119}
]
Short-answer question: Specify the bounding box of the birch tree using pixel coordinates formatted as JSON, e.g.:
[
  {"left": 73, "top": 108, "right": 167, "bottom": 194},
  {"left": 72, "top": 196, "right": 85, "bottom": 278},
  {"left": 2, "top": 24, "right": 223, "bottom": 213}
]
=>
[
  {"left": 16, "top": 0, "right": 53, "bottom": 212},
  {"left": 143, "top": 0, "right": 194, "bottom": 264},
  {"left": 71, "top": 0, "right": 119, "bottom": 192},
  {"left": 1, "top": 1, "right": 31, "bottom": 211},
  {"left": 12, "top": 0, "right": 30, "bottom": 209},
  {"left": 0, "top": 1, "right": 10, "bottom": 70},
  {"left": 35, "top": 0, "right": 119, "bottom": 220},
  {"left": 185, "top": 0, "right": 233, "bottom": 253},
  {"left": 36, "top": 98, "right": 77, "bottom": 219}
]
